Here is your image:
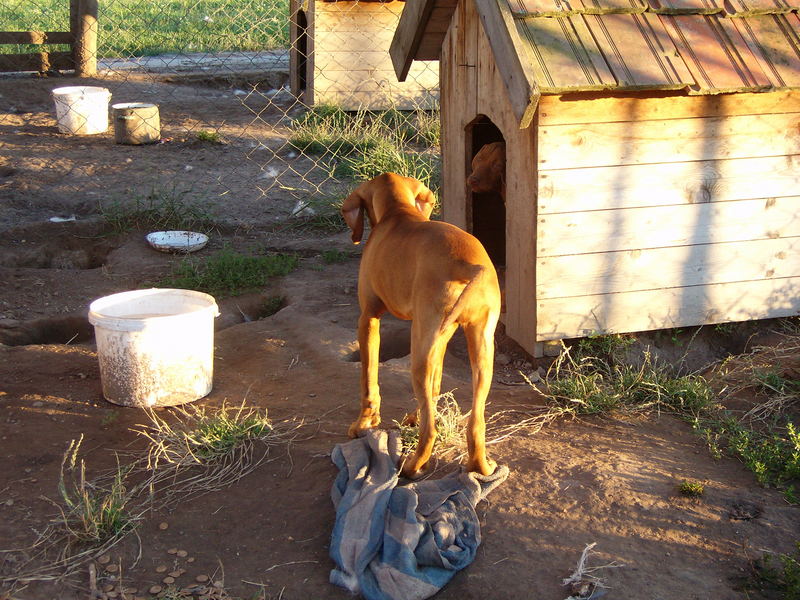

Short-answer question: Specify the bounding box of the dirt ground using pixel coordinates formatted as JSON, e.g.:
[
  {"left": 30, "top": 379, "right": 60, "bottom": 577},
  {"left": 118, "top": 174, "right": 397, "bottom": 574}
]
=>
[{"left": 1, "top": 73, "right": 799, "bottom": 600}]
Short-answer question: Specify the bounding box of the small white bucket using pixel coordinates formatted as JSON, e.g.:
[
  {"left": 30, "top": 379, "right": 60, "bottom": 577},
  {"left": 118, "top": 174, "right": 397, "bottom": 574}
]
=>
[
  {"left": 52, "top": 86, "right": 111, "bottom": 135},
  {"left": 88, "top": 289, "right": 219, "bottom": 407}
]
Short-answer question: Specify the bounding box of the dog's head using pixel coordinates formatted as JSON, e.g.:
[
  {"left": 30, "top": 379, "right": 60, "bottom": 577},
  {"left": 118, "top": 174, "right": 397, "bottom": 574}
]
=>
[
  {"left": 341, "top": 173, "right": 436, "bottom": 244},
  {"left": 467, "top": 142, "right": 506, "bottom": 194}
]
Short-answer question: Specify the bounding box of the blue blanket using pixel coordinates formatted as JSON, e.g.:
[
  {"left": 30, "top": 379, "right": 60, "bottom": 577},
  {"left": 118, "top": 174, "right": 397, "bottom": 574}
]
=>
[{"left": 329, "top": 429, "right": 509, "bottom": 600}]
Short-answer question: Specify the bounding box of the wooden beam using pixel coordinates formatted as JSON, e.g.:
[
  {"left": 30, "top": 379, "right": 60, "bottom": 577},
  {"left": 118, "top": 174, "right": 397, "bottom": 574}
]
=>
[
  {"left": 0, "top": 31, "right": 74, "bottom": 45},
  {"left": 390, "top": 0, "right": 438, "bottom": 81}
]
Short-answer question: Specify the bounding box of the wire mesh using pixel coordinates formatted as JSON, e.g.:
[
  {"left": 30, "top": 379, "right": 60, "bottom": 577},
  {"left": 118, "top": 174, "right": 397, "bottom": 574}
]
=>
[{"left": 0, "top": 0, "right": 440, "bottom": 230}]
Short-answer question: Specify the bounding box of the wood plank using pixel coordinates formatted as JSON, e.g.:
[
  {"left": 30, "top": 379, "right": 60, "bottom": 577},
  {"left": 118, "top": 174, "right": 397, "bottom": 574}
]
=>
[
  {"left": 0, "top": 31, "right": 73, "bottom": 44},
  {"left": 0, "top": 51, "right": 72, "bottom": 72},
  {"left": 314, "top": 87, "right": 438, "bottom": 110},
  {"left": 316, "top": 4, "right": 403, "bottom": 32},
  {"left": 538, "top": 112, "right": 800, "bottom": 170},
  {"left": 538, "top": 197, "right": 800, "bottom": 257},
  {"left": 314, "top": 66, "right": 438, "bottom": 86},
  {"left": 390, "top": 0, "right": 439, "bottom": 80},
  {"left": 536, "top": 277, "right": 800, "bottom": 340},
  {"left": 538, "top": 155, "right": 800, "bottom": 213},
  {"left": 315, "top": 28, "right": 399, "bottom": 51},
  {"left": 537, "top": 90, "right": 800, "bottom": 126},
  {"left": 536, "top": 237, "right": 800, "bottom": 299}
]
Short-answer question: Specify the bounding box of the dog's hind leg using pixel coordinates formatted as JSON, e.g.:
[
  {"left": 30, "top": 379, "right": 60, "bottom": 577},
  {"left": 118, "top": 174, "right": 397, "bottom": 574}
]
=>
[
  {"left": 348, "top": 312, "right": 383, "bottom": 438},
  {"left": 463, "top": 312, "right": 499, "bottom": 476},
  {"left": 401, "top": 319, "right": 456, "bottom": 478}
]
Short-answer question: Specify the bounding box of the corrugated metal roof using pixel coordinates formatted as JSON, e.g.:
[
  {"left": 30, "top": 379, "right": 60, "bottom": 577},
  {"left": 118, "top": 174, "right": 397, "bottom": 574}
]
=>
[{"left": 509, "top": 0, "right": 800, "bottom": 92}]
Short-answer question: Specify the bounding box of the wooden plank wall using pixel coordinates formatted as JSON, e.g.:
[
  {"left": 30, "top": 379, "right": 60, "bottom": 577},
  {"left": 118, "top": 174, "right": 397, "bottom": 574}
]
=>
[
  {"left": 441, "top": 0, "right": 538, "bottom": 354},
  {"left": 535, "top": 92, "right": 800, "bottom": 340},
  {"left": 313, "top": 1, "right": 439, "bottom": 110}
]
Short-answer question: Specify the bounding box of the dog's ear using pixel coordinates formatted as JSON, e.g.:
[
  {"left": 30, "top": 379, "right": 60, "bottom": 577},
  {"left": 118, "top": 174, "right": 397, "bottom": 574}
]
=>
[
  {"left": 341, "top": 189, "right": 365, "bottom": 244},
  {"left": 414, "top": 187, "right": 436, "bottom": 220}
]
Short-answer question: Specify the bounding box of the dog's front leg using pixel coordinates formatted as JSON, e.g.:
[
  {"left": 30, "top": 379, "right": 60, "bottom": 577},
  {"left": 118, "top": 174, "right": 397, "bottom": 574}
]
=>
[{"left": 348, "top": 313, "right": 382, "bottom": 437}]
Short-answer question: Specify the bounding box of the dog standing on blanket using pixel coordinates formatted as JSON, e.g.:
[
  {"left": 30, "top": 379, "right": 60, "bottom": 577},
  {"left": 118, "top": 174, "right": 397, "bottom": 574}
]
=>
[{"left": 341, "top": 173, "right": 501, "bottom": 478}]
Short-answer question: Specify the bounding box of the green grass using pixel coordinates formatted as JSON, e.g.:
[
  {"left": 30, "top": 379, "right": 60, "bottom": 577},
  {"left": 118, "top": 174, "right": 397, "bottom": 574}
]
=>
[
  {"left": 748, "top": 543, "right": 800, "bottom": 599},
  {"left": 161, "top": 246, "right": 298, "bottom": 297},
  {"left": 2, "top": 0, "right": 290, "bottom": 57},
  {"left": 196, "top": 130, "right": 223, "bottom": 144},
  {"left": 289, "top": 105, "right": 442, "bottom": 195},
  {"left": 101, "top": 187, "right": 216, "bottom": 234},
  {"left": 321, "top": 249, "right": 353, "bottom": 264},
  {"left": 543, "top": 348, "right": 716, "bottom": 417},
  {"left": 678, "top": 479, "right": 705, "bottom": 497},
  {"left": 539, "top": 343, "right": 800, "bottom": 503},
  {"left": 57, "top": 437, "right": 136, "bottom": 546},
  {"left": 185, "top": 405, "right": 273, "bottom": 462}
]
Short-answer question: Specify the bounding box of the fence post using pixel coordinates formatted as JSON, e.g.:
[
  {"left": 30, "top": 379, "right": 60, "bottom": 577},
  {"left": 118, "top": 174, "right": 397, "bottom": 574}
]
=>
[{"left": 71, "top": 0, "right": 98, "bottom": 76}]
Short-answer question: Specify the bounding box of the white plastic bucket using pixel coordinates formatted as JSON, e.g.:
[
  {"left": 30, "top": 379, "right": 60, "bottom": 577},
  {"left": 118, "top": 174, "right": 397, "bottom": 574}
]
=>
[
  {"left": 88, "top": 289, "right": 219, "bottom": 407},
  {"left": 52, "top": 86, "right": 111, "bottom": 135}
]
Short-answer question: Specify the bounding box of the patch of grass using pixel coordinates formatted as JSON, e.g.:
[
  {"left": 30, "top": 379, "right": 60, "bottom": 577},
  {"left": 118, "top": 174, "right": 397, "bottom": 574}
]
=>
[
  {"left": 57, "top": 437, "right": 137, "bottom": 546},
  {"left": 395, "top": 392, "right": 466, "bottom": 459},
  {"left": 196, "top": 130, "right": 223, "bottom": 144},
  {"left": 576, "top": 333, "right": 636, "bottom": 363},
  {"left": 161, "top": 246, "right": 298, "bottom": 297},
  {"left": 102, "top": 187, "right": 216, "bottom": 235},
  {"left": 336, "top": 147, "right": 441, "bottom": 198},
  {"left": 289, "top": 105, "right": 442, "bottom": 196},
  {"left": 1, "top": 0, "right": 290, "bottom": 57},
  {"left": 541, "top": 347, "right": 716, "bottom": 418},
  {"left": 747, "top": 543, "right": 800, "bottom": 599},
  {"left": 321, "top": 249, "right": 353, "bottom": 264},
  {"left": 678, "top": 479, "right": 705, "bottom": 497}
]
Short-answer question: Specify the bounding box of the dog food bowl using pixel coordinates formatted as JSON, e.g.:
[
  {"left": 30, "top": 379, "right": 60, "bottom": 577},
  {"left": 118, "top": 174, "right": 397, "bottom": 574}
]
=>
[{"left": 146, "top": 231, "right": 208, "bottom": 253}]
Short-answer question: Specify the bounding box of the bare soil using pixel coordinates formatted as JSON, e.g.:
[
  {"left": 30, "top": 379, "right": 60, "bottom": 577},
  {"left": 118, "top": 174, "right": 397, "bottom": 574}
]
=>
[{"left": 1, "top": 74, "right": 799, "bottom": 600}]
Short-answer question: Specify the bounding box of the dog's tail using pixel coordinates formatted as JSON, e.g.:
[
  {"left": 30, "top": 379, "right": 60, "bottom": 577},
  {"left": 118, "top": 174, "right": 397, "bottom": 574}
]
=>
[{"left": 439, "top": 265, "right": 496, "bottom": 334}]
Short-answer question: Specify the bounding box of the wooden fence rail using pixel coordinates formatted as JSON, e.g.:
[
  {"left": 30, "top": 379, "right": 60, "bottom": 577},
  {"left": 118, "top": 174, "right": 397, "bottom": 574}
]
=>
[{"left": 0, "top": 0, "right": 97, "bottom": 76}]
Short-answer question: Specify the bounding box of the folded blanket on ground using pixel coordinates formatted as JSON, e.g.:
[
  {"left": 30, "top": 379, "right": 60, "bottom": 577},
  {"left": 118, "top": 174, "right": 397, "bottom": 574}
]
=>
[{"left": 329, "top": 429, "right": 509, "bottom": 600}]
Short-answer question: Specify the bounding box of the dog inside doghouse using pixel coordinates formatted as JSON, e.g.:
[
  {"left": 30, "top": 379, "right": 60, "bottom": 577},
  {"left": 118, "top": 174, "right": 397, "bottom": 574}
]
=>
[{"left": 466, "top": 116, "right": 506, "bottom": 301}]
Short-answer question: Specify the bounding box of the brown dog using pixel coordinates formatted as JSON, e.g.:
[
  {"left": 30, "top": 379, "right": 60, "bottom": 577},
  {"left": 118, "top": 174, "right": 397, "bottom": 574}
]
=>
[
  {"left": 467, "top": 141, "right": 506, "bottom": 199},
  {"left": 341, "top": 173, "right": 501, "bottom": 478}
]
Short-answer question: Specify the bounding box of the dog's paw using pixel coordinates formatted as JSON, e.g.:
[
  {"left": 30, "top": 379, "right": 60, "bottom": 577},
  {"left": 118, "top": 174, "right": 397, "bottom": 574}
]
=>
[
  {"left": 347, "top": 415, "right": 381, "bottom": 438},
  {"left": 466, "top": 456, "right": 498, "bottom": 477}
]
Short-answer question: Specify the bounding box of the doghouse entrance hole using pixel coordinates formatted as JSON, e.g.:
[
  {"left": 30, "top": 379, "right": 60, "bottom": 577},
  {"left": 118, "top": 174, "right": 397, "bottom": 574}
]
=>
[{"left": 466, "top": 116, "right": 506, "bottom": 269}]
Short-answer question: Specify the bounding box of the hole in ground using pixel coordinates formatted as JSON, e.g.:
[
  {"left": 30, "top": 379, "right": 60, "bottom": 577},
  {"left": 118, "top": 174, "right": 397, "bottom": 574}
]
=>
[
  {"left": 0, "top": 222, "right": 119, "bottom": 269},
  {"left": 346, "top": 319, "right": 411, "bottom": 363},
  {"left": 0, "top": 314, "right": 93, "bottom": 346}
]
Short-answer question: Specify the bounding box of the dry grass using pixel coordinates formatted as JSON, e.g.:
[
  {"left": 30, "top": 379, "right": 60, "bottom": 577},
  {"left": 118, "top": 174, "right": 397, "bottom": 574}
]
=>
[{"left": 0, "top": 402, "right": 306, "bottom": 592}]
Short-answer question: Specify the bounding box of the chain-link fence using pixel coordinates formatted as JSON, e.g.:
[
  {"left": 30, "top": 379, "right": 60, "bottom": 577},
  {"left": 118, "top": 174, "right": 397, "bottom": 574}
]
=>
[{"left": 0, "top": 0, "right": 440, "bottom": 230}]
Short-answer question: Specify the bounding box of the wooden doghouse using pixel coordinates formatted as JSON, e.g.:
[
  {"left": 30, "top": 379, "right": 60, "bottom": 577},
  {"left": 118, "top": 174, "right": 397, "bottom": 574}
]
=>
[
  {"left": 391, "top": 0, "right": 800, "bottom": 356},
  {"left": 289, "top": 0, "right": 439, "bottom": 109}
]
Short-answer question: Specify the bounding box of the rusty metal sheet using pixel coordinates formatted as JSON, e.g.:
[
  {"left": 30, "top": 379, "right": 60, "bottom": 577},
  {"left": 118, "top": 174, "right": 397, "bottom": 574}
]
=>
[
  {"left": 516, "top": 16, "right": 617, "bottom": 89},
  {"left": 583, "top": 13, "right": 694, "bottom": 86},
  {"left": 660, "top": 14, "right": 772, "bottom": 91},
  {"left": 733, "top": 14, "right": 800, "bottom": 87},
  {"left": 517, "top": 12, "right": 692, "bottom": 90}
]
